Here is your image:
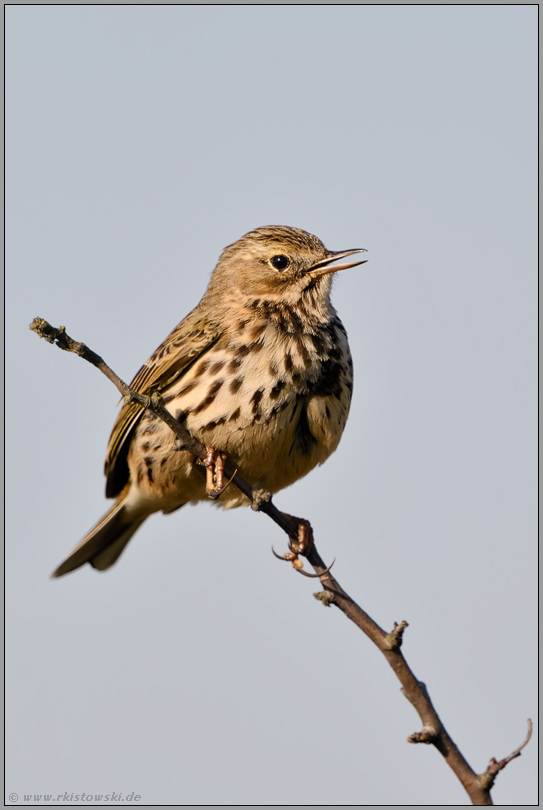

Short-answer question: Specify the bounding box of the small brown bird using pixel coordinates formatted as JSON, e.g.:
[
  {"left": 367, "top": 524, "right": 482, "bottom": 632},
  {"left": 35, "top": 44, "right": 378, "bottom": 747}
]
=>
[{"left": 53, "top": 226, "right": 366, "bottom": 577}]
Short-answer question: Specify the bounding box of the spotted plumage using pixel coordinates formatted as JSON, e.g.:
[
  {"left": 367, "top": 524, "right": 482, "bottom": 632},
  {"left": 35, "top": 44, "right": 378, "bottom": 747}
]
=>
[{"left": 53, "top": 225, "right": 366, "bottom": 577}]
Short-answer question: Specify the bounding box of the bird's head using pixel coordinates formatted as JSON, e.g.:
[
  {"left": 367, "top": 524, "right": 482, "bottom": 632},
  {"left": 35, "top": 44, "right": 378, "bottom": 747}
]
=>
[{"left": 206, "top": 225, "right": 367, "bottom": 304}]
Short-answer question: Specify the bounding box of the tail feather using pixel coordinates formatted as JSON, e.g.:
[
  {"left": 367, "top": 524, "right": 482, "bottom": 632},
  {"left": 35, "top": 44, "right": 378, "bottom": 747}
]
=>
[
  {"left": 90, "top": 527, "right": 144, "bottom": 571},
  {"left": 52, "top": 499, "right": 147, "bottom": 578}
]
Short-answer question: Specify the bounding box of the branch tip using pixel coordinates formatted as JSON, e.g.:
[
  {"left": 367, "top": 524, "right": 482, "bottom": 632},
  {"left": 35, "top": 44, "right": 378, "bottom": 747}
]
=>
[
  {"left": 30, "top": 317, "right": 65, "bottom": 345},
  {"left": 479, "top": 719, "right": 533, "bottom": 790}
]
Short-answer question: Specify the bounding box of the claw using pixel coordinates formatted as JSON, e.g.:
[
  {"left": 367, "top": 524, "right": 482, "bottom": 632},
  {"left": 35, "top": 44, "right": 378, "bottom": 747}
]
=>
[
  {"left": 208, "top": 467, "right": 238, "bottom": 501},
  {"left": 296, "top": 559, "right": 336, "bottom": 578},
  {"left": 271, "top": 546, "right": 335, "bottom": 578},
  {"left": 271, "top": 546, "right": 301, "bottom": 567},
  {"left": 272, "top": 546, "right": 293, "bottom": 562}
]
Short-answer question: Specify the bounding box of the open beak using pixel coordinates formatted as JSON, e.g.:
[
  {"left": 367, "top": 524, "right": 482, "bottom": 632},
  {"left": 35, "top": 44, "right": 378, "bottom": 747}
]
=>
[{"left": 308, "top": 248, "right": 368, "bottom": 277}]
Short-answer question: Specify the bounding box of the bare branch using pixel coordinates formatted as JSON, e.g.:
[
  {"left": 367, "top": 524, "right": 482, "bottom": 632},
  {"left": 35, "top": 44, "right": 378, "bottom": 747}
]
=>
[{"left": 31, "top": 316, "right": 532, "bottom": 806}]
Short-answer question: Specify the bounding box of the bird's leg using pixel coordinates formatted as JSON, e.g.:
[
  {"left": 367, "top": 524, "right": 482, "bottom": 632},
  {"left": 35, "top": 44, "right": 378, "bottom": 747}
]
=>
[
  {"left": 202, "top": 446, "right": 217, "bottom": 494},
  {"left": 212, "top": 449, "right": 225, "bottom": 492}
]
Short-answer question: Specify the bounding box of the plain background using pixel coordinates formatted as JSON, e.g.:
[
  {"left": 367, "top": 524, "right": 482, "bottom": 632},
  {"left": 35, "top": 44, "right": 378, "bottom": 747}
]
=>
[{"left": 6, "top": 6, "right": 537, "bottom": 806}]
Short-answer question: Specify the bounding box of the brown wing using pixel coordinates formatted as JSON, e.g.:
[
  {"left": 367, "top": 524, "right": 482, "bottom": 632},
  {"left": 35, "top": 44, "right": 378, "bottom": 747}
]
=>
[{"left": 104, "top": 312, "right": 221, "bottom": 497}]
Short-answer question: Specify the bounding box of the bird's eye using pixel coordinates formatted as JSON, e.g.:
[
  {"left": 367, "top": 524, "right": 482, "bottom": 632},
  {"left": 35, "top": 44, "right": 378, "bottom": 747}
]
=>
[{"left": 270, "top": 254, "right": 290, "bottom": 271}]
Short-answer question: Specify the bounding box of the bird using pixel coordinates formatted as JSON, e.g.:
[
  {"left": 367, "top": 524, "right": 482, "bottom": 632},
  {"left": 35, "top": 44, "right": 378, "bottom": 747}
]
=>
[{"left": 52, "top": 225, "right": 367, "bottom": 577}]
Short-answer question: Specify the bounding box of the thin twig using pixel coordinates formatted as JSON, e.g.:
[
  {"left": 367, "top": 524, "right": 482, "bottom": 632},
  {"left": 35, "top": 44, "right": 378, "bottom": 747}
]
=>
[
  {"left": 31, "top": 317, "right": 532, "bottom": 806},
  {"left": 479, "top": 720, "right": 533, "bottom": 791}
]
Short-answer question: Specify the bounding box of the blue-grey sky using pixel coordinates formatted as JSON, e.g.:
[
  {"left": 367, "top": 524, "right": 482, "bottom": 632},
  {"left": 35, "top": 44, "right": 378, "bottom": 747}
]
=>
[{"left": 6, "top": 5, "right": 537, "bottom": 806}]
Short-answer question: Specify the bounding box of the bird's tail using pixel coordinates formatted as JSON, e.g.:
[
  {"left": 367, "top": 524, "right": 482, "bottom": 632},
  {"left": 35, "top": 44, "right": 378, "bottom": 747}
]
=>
[{"left": 52, "top": 496, "right": 147, "bottom": 578}]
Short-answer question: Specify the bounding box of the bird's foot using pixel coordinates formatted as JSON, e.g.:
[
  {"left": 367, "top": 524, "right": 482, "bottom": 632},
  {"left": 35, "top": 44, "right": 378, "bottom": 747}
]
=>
[
  {"left": 284, "top": 513, "right": 314, "bottom": 556},
  {"left": 201, "top": 446, "right": 236, "bottom": 500},
  {"left": 271, "top": 514, "right": 335, "bottom": 578}
]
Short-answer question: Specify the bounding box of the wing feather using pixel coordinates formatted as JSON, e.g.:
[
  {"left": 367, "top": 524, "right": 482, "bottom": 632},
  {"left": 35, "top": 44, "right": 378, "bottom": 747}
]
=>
[{"left": 104, "top": 313, "right": 221, "bottom": 497}]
